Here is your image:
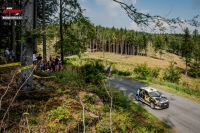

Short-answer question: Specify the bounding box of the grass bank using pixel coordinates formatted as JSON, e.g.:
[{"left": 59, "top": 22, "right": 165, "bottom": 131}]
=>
[{"left": 80, "top": 52, "right": 200, "bottom": 103}]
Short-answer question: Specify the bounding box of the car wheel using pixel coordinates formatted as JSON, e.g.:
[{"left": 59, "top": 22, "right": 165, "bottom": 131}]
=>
[
  {"left": 135, "top": 95, "right": 139, "bottom": 101},
  {"left": 150, "top": 102, "right": 155, "bottom": 109}
]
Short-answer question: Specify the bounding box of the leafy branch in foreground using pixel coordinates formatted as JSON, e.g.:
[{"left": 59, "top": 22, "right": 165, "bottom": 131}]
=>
[{"left": 113, "top": 0, "right": 200, "bottom": 33}]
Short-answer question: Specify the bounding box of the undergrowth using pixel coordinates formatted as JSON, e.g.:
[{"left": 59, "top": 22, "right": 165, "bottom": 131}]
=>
[{"left": 1, "top": 60, "right": 174, "bottom": 133}]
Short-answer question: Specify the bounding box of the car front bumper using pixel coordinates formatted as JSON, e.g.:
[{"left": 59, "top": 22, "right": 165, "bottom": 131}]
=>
[{"left": 157, "top": 102, "right": 169, "bottom": 109}]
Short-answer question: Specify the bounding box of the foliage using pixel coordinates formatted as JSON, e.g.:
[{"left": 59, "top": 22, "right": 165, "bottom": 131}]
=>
[
  {"left": 134, "top": 62, "right": 151, "bottom": 79},
  {"left": 163, "top": 61, "right": 181, "bottom": 83},
  {"left": 111, "top": 65, "right": 131, "bottom": 77},
  {"left": 113, "top": 0, "right": 200, "bottom": 33},
  {"left": 80, "top": 61, "right": 106, "bottom": 85},
  {"left": 49, "top": 106, "right": 71, "bottom": 123},
  {"left": 188, "top": 62, "right": 200, "bottom": 78},
  {"left": 96, "top": 110, "right": 134, "bottom": 133},
  {"left": 84, "top": 95, "right": 95, "bottom": 104},
  {"left": 52, "top": 67, "right": 83, "bottom": 86},
  {"left": 152, "top": 79, "right": 200, "bottom": 97},
  {"left": 180, "top": 28, "right": 194, "bottom": 75},
  {"left": 20, "top": 25, "right": 43, "bottom": 42},
  {"left": 153, "top": 35, "right": 165, "bottom": 59},
  {"left": 150, "top": 67, "right": 161, "bottom": 79}
]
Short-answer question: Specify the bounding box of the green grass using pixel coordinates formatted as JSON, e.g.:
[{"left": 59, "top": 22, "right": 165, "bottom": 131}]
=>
[
  {"left": 6, "top": 58, "right": 175, "bottom": 132},
  {"left": 82, "top": 52, "right": 200, "bottom": 103}
]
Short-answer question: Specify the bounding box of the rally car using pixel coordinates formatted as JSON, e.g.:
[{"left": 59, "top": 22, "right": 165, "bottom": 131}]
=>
[{"left": 135, "top": 87, "right": 169, "bottom": 109}]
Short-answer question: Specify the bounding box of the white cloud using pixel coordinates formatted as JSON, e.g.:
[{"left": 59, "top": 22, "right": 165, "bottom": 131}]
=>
[
  {"left": 132, "top": 0, "right": 136, "bottom": 4},
  {"left": 140, "top": 10, "right": 149, "bottom": 14},
  {"left": 129, "top": 22, "right": 142, "bottom": 31},
  {"left": 96, "top": 0, "right": 120, "bottom": 9},
  {"left": 95, "top": 0, "right": 122, "bottom": 17},
  {"left": 130, "top": 19, "right": 200, "bottom": 34}
]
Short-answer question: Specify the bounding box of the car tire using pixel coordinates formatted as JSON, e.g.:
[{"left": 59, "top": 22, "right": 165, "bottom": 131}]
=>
[
  {"left": 135, "top": 95, "right": 139, "bottom": 101},
  {"left": 150, "top": 102, "right": 155, "bottom": 109}
]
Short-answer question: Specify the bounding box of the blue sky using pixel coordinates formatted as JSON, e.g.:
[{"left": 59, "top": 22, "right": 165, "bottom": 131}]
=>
[{"left": 77, "top": 0, "right": 200, "bottom": 34}]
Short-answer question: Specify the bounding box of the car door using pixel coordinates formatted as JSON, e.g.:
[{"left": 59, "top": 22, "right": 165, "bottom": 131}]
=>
[{"left": 144, "top": 90, "right": 150, "bottom": 103}]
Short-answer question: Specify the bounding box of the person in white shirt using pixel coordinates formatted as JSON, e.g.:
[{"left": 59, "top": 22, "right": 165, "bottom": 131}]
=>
[{"left": 33, "top": 51, "right": 37, "bottom": 70}]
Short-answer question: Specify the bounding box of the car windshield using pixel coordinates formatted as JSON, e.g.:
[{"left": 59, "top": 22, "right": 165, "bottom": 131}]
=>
[{"left": 149, "top": 91, "right": 161, "bottom": 97}]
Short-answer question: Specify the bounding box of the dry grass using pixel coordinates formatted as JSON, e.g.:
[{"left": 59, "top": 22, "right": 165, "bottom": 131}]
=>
[{"left": 84, "top": 52, "right": 200, "bottom": 102}]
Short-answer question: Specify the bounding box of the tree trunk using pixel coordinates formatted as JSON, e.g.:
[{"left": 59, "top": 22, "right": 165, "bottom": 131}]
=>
[
  {"left": 33, "top": 0, "right": 37, "bottom": 52},
  {"left": 102, "top": 42, "right": 105, "bottom": 65},
  {"left": 113, "top": 39, "right": 114, "bottom": 53},
  {"left": 129, "top": 44, "right": 130, "bottom": 55},
  {"left": 108, "top": 38, "right": 111, "bottom": 52},
  {"left": 92, "top": 39, "right": 95, "bottom": 52},
  {"left": 90, "top": 39, "right": 92, "bottom": 52},
  {"left": 11, "top": 0, "right": 16, "bottom": 51},
  {"left": 125, "top": 42, "right": 127, "bottom": 55},
  {"left": 60, "top": 0, "right": 64, "bottom": 61},
  {"left": 42, "top": 0, "right": 47, "bottom": 62},
  {"left": 20, "top": 0, "right": 34, "bottom": 90},
  {"left": 185, "top": 61, "right": 188, "bottom": 76},
  {"left": 121, "top": 40, "right": 123, "bottom": 55},
  {"left": 133, "top": 44, "right": 135, "bottom": 55}
]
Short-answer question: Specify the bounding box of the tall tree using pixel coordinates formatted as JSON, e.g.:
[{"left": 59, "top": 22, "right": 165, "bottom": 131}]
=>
[
  {"left": 42, "top": 0, "right": 47, "bottom": 62},
  {"left": 153, "top": 34, "right": 165, "bottom": 60},
  {"left": 53, "top": 0, "right": 83, "bottom": 61},
  {"left": 20, "top": 0, "right": 34, "bottom": 89},
  {"left": 192, "top": 29, "right": 200, "bottom": 63},
  {"left": 181, "top": 28, "right": 193, "bottom": 75}
]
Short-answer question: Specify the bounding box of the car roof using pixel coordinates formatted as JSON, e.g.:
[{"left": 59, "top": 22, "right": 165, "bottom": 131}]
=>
[{"left": 140, "top": 87, "right": 157, "bottom": 92}]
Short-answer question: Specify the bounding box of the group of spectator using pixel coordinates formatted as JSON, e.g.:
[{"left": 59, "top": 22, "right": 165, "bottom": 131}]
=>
[
  {"left": 33, "top": 51, "right": 63, "bottom": 73},
  {"left": 4, "top": 48, "right": 16, "bottom": 61}
]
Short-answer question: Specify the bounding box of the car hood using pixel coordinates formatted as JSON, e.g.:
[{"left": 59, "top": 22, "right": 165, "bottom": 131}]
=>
[{"left": 152, "top": 97, "right": 168, "bottom": 103}]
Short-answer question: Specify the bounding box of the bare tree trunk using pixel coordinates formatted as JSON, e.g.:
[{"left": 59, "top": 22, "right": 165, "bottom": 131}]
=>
[
  {"left": 128, "top": 44, "right": 130, "bottom": 55},
  {"left": 121, "top": 40, "right": 124, "bottom": 55},
  {"left": 113, "top": 40, "right": 115, "bottom": 53},
  {"left": 125, "top": 42, "right": 127, "bottom": 55},
  {"left": 185, "top": 61, "right": 188, "bottom": 76},
  {"left": 60, "top": 0, "right": 64, "bottom": 61},
  {"left": 103, "top": 42, "right": 105, "bottom": 65},
  {"left": 92, "top": 39, "right": 94, "bottom": 52},
  {"left": 90, "top": 39, "right": 92, "bottom": 52},
  {"left": 11, "top": 0, "right": 16, "bottom": 51},
  {"left": 20, "top": 0, "right": 34, "bottom": 90},
  {"left": 96, "top": 41, "right": 98, "bottom": 52},
  {"left": 33, "top": 0, "right": 37, "bottom": 52},
  {"left": 42, "top": 0, "right": 47, "bottom": 62},
  {"left": 108, "top": 38, "right": 111, "bottom": 52}
]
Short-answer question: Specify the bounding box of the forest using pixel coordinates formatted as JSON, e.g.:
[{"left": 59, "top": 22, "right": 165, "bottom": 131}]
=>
[{"left": 0, "top": 0, "right": 200, "bottom": 132}]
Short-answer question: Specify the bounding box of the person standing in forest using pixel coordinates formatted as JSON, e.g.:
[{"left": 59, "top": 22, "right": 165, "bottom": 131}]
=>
[
  {"left": 4, "top": 48, "right": 10, "bottom": 61},
  {"left": 33, "top": 51, "right": 37, "bottom": 70},
  {"left": 55, "top": 56, "right": 59, "bottom": 72},
  {"left": 11, "top": 50, "right": 16, "bottom": 61},
  {"left": 37, "top": 54, "right": 42, "bottom": 69}
]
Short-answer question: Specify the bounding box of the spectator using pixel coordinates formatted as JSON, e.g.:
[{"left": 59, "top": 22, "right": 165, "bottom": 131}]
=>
[
  {"left": 33, "top": 51, "right": 37, "bottom": 70},
  {"left": 59, "top": 60, "right": 63, "bottom": 70},
  {"left": 49, "top": 55, "right": 52, "bottom": 62},
  {"left": 37, "top": 54, "right": 42, "bottom": 63},
  {"left": 4, "top": 48, "right": 10, "bottom": 60},
  {"left": 51, "top": 58, "right": 55, "bottom": 71},
  {"left": 55, "top": 56, "right": 59, "bottom": 72},
  {"left": 11, "top": 50, "right": 16, "bottom": 61},
  {"left": 37, "top": 54, "right": 42, "bottom": 68}
]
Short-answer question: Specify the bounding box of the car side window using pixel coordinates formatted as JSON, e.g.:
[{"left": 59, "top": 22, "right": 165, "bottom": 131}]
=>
[{"left": 144, "top": 91, "right": 149, "bottom": 96}]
